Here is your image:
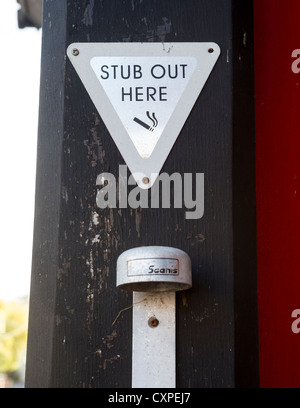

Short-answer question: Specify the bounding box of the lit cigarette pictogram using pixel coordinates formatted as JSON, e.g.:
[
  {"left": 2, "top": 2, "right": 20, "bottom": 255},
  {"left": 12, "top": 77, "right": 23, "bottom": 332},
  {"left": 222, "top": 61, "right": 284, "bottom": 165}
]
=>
[{"left": 134, "top": 112, "right": 158, "bottom": 132}]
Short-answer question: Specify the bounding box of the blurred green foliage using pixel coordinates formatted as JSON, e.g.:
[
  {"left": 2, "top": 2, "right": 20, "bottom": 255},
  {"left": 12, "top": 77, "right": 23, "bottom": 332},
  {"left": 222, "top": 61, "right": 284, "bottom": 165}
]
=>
[{"left": 0, "top": 299, "right": 28, "bottom": 374}]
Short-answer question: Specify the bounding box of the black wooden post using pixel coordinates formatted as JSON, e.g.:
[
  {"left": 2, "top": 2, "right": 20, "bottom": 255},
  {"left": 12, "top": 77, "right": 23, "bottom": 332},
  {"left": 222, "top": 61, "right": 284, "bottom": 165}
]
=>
[{"left": 25, "top": 0, "right": 258, "bottom": 388}]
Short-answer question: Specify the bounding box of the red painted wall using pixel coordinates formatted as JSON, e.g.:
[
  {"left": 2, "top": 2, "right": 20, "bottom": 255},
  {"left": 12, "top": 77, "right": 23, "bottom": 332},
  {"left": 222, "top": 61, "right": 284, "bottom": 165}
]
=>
[{"left": 254, "top": 0, "right": 300, "bottom": 388}]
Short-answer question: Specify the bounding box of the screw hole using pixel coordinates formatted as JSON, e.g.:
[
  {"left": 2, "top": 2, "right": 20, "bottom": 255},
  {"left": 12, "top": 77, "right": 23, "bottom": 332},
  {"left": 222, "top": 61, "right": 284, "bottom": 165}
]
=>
[
  {"left": 208, "top": 48, "right": 214, "bottom": 53},
  {"left": 148, "top": 317, "right": 159, "bottom": 328},
  {"left": 72, "top": 48, "right": 79, "bottom": 56}
]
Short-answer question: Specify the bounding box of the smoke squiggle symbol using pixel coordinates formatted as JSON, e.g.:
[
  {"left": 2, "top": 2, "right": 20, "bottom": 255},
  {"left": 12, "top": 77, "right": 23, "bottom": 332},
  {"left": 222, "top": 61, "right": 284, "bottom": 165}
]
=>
[
  {"left": 133, "top": 112, "right": 159, "bottom": 132},
  {"left": 146, "top": 111, "right": 158, "bottom": 131}
]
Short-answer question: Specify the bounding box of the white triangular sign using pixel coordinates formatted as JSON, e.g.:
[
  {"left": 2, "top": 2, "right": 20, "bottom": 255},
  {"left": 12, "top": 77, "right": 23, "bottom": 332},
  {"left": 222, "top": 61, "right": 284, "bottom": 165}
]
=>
[{"left": 67, "top": 42, "right": 220, "bottom": 189}]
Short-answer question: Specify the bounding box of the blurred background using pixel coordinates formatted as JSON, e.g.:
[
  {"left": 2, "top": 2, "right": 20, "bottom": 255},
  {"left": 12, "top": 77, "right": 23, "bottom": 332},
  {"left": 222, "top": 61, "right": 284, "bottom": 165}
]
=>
[{"left": 0, "top": 0, "right": 42, "bottom": 388}]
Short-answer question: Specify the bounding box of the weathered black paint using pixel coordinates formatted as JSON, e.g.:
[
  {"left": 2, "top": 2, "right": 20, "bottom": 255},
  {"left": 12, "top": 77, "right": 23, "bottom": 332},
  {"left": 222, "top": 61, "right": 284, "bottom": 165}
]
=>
[{"left": 25, "top": 0, "right": 258, "bottom": 388}]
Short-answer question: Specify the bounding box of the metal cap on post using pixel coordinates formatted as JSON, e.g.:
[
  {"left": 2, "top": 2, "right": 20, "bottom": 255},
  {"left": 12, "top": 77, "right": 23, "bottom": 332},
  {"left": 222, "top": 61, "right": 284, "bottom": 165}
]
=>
[{"left": 116, "top": 246, "right": 192, "bottom": 292}]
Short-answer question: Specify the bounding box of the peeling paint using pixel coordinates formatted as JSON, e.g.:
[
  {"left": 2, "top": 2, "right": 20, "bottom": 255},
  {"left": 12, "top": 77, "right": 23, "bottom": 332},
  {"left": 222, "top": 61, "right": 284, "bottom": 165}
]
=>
[
  {"left": 92, "top": 211, "right": 100, "bottom": 225},
  {"left": 181, "top": 292, "right": 188, "bottom": 308},
  {"left": 62, "top": 185, "right": 69, "bottom": 203},
  {"left": 186, "top": 232, "right": 205, "bottom": 244},
  {"left": 156, "top": 17, "right": 172, "bottom": 42},
  {"left": 191, "top": 303, "right": 219, "bottom": 324},
  {"left": 83, "top": 115, "right": 105, "bottom": 167},
  {"left": 82, "top": 0, "right": 95, "bottom": 26},
  {"left": 91, "top": 234, "right": 100, "bottom": 244},
  {"left": 101, "top": 355, "right": 121, "bottom": 370},
  {"left": 123, "top": 16, "right": 172, "bottom": 42},
  {"left": 86, "top": 249, "right": 94, "bottom": 277},
  {"left": 243, "top": 32, "right": 247, "bottom": 48},
  {"left": 135, "top": 209, "right": 142, "bottom": 238},
  {"left": 109, "top": 208, "right": 114, "bottom": 228},
  {"left": 131, "top": 0, "right": 144, "bottom": 11}
]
